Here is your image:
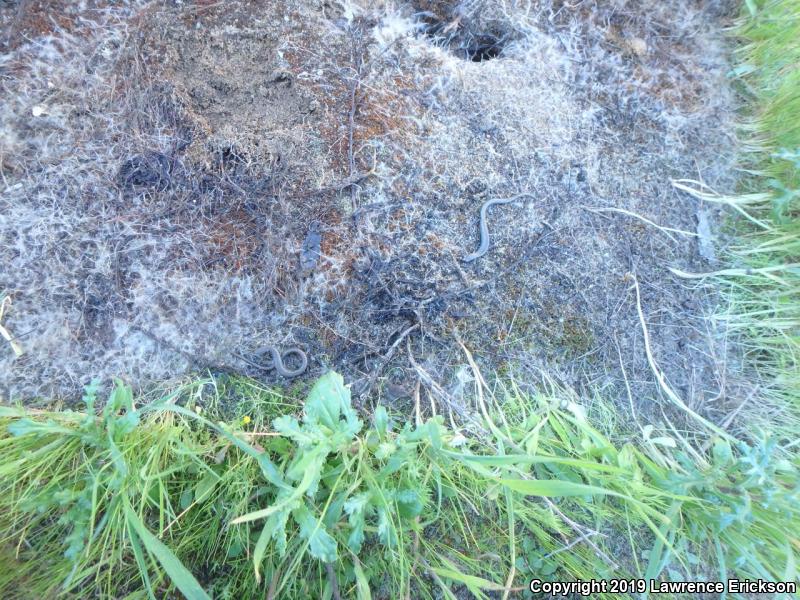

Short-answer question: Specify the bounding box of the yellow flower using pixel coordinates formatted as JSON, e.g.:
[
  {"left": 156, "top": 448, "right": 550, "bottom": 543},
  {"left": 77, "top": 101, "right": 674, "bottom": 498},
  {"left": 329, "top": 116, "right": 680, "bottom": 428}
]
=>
[{"left": 241, "top": 415, "right": 251, "bottom": 425}]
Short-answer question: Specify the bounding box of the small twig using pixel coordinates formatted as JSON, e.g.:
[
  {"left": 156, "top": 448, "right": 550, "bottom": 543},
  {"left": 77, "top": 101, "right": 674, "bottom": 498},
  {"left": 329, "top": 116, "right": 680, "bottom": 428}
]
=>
[
  {"left": 543, "top": 530, "right": 600, "bottom": 560},
  {"left": 362, "top": 323, "right": 419, "bottom": 398},
  {"left": 542, "top": 497, "right": 617, "bottom": 569},
  {"left": 186, "top": 0, "right": 225, "bottom": 13},
  {"left": 309, "top": 310, "right": 380, "bottom": 353},
  {"left": 629, "top": 274, "right": 731, "bottom": 442},
  {"left": 0, "top": 296, "right": 23, "bottom": 357},
  {"left": 699, "top": 386, "right": 758, "bottom": 453},
  {"left": 130, "top": 325, "right": 238, "bottom": 376},
  {"left": 292, "top": 170, "right": 373, "bottom": 198},
  {"left": 382, "top": 323, "right": 419, "bottom": 363},
  {"left": 582, "top": 205, "right": 696, "bottom": 243},
  {"left": 413, "top": 380, "right": 422, "bottom": 426},
  {"left": 407, "top": 339, "right": 469, "bottom": 421},
  {"left": 346, "top": 24, "right": 366, "bottom": 212},
  {"left": 347, "top": 78, "right": 359, "bottom": 212}
]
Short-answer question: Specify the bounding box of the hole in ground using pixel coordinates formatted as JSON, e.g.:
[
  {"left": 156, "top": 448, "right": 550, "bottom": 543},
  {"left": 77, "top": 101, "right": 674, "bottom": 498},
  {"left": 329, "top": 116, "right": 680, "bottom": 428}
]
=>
[
  {"left": 416, "top": 7, "right": 511, "bottom": 62},
  {"left": 462, "top": 34, "right": 505, "bottom": 62}
]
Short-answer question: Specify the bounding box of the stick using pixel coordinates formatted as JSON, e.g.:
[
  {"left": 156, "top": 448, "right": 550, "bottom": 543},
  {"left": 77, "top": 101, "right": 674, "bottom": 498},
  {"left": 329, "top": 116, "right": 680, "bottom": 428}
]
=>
[
  {"left": 346, "top": 24, "right": 365, "bottom": 212},
  {"left": 629, "top": 274, "right": 732, "bottom": 441},
  {"left": 361, "top": 323, "right": 419, "bottom": 398},
  {"left": 131, "top": 325, "right": 239, "bottom": 376},
  {"left": 293, "top": 170, "right": 372, "bottom": 198},
  {"left": 582, "top": 205, "right": 696, "bottom": 243},
  {"left": 0, "top": 296, "right": 23, "bottom": 357}
]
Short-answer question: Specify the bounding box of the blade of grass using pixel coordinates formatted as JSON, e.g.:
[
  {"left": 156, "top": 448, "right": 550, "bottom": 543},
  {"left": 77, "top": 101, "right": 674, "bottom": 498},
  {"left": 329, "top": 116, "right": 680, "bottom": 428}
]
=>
[{"left": 122, "top": 498, "right": 211, "bottom": 600}]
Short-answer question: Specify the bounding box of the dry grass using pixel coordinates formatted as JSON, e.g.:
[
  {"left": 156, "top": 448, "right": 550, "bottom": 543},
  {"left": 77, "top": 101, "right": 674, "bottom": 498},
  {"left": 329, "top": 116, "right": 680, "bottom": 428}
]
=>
[{"left": 1, "top": 0, "right": 744, "bottom": 436}]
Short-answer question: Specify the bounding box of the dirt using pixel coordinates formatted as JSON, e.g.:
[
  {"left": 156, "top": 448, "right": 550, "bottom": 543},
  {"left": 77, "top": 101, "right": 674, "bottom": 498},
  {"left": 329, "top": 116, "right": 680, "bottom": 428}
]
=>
[{"left": 0, "top": 0, "right": 752, "bottom": 430}]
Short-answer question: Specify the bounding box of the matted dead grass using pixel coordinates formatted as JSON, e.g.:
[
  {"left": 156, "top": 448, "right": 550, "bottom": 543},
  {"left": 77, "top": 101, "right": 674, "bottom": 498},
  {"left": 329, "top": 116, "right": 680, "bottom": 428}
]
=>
[{"left": 0, "top": 0, "right": 753, "bottom": 431}]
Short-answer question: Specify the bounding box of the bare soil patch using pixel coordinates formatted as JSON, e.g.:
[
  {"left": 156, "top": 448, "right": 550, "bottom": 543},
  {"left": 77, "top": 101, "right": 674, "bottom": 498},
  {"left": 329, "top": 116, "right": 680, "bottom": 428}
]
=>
[{"left": 0, "top": 0, "right": 748, "bottom": 427}]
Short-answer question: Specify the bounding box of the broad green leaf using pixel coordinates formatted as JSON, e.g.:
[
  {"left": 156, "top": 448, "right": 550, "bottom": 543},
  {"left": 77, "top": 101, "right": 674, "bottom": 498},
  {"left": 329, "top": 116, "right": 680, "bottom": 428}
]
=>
[
  {"left": 395, "top": 489, "right": 424, "bottom": 519},
  {"left": 377, "top": 506, "right": 397, "bottom": 548},
  {"left": 293, "top": 504, "right": 338, "bottom": 562},
  {"left": 232, "top": 455, "right": 324, "bottom": 525},
  {"left": 406, "top": 419, "right": 443, "bottom": 448},
  {"left": 179, "top": 489, "right": 193, "bottom": 510},
  {"left": 323, "top": 491, "right": 347, "bottom": 529},
  {"left": 114, "top": 410, "right": 140, "bottom": 436},
  {"left": 113, "top": 381, "right": 135, "bottom": 410},
  {"left": 123, "top": 500, "right": 211, "bottom": 600},
  {"left": 269, "top": 507, "right": 292, "bottom": 557},
  {"left": 255, "top": 454, "right": 288, "bottom": 489},
  {"left": 344, "top": 492, "right": 370, "bottom": 553},
  {"left": 307, "top": 521, "right": 338, "bottom": 563},
  {"left": 375, "top": 441, "right": 397, "bottom": 460},
  {"left": 82, "top": 379, "right": 101, "bottom": 414},
  {"left": 305, "top": 371, "right": 348, "bottom": 429},
  {"left": 712, "top": 438, "right": 733, "bottom": 467},
  {"left": 374, "top": 405, "right": 389, "bottom": 436},
  {"left": 381, "top": 447, "right": 411, "bottom": 477},
  {"left": 107, "top": 430, "right": 128, "bottom": 482},
  {"left": 227, "top": 538, "right": 244, "bottom": 559},
  {"left": 8, "top": 418, "right": 74, "bottom": 437},
  {"left": 273, "top": 415, "right": 317, "bottom": 446},
  {"left": 347, "top": 519, "right": 366, "bottom": 554},
  {"left": 344, "top": 493, "right": 371, "bottom": 517},
  {"left": 286, "top": 444, "right": 328, "bottom": 484},
  {"left": 305, "top": 371, "right": 362, "bottom": 437}
]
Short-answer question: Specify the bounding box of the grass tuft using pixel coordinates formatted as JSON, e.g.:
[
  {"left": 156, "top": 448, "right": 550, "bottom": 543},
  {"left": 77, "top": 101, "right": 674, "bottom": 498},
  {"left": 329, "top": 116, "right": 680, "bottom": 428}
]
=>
[
  {"left": 1, "top": 373, "right": 797, "bottom": 598},
  {"left": 676, "top": 0, "right": 800, "bottom": 425}
]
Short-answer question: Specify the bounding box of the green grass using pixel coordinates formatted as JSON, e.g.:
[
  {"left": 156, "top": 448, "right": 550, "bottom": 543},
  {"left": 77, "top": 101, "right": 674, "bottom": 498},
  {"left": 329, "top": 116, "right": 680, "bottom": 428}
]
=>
[
  {"left": 1, "top": 373, "right": 797, "bottom": 599},
  {"left": 674, "top": 0, "right": 800, "bottom": 421}
]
